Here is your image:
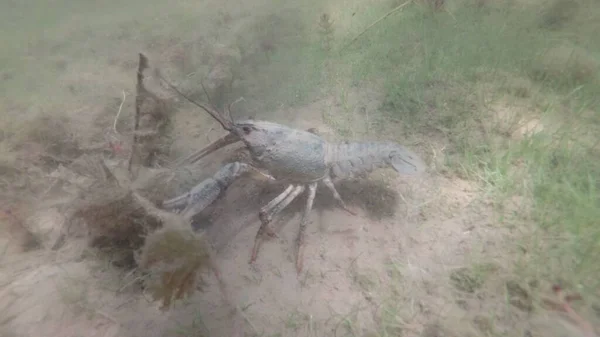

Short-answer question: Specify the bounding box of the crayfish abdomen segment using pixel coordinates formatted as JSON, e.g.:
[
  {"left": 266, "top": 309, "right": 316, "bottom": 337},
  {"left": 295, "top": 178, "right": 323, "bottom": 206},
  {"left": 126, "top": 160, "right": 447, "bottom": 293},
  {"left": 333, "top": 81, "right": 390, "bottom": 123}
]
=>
[{"left": 326, "top": 142, "right": 426, "bottom": 180}]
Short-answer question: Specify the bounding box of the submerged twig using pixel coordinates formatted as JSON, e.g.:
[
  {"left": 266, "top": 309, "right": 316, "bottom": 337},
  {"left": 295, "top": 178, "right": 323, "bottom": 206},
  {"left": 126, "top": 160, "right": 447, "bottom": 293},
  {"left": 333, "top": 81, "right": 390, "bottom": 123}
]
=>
[{"left": 127, "top": 53, "right": 149, "bottom": 177}]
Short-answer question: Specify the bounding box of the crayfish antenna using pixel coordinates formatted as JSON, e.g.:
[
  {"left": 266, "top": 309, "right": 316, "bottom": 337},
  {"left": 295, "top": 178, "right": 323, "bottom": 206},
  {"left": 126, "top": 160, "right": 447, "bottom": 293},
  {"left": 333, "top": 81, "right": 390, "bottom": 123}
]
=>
[
  {"left": 225, "top": 97, "right": 245, "bottom": 123},
  {"left": 171, "top": 132, "right": 240, "bottom": 168},
  {"left": 153, "top": 66, "right": 234, "bottom": 131}
]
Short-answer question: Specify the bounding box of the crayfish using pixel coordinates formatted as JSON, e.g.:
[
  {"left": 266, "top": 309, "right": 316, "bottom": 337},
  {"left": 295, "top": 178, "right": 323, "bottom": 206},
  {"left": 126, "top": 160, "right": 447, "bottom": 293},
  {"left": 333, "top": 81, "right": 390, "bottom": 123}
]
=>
[{"left": 154, "top": 59, "right": 427, "bottom": 275}]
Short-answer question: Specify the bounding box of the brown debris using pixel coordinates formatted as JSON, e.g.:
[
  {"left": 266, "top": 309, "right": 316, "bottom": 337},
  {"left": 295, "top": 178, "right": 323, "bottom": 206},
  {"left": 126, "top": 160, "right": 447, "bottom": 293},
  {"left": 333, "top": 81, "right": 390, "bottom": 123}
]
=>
[
  {"left": 1, "top": 52, "right": 227, "bottom": 314},
  {"left": 14, "top": 114, "right": 83, "bottom": 169},
  {"left": 72, "top": 183, "right": 161, "bottom": 267},
  {"left": 67, "top": 158, "right": 224, "bottom": 310},
  {"left": 136, "top": 215, "right": 214, "bottom": 310}
]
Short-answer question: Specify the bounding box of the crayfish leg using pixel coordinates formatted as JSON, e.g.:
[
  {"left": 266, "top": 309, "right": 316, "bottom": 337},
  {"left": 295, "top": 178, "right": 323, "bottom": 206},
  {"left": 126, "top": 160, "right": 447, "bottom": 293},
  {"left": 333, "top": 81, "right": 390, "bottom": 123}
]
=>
[
  {"left": 258, "top": 184, "right": 294, "bottom": 238},
  {"left": 322, "top": 176, "right": 357, "bottom": 216},
  {"left": 296, "top": 182, "right": 318, "bottom": 274},
  {"left": 250, "top": 184, "right": 305, "bottom": 264}
]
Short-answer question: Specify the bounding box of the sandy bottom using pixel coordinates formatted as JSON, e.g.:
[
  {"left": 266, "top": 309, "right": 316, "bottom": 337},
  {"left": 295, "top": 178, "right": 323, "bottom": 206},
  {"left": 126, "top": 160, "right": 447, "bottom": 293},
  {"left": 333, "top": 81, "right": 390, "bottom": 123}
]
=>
[{"left": 0, "top": 92, "right": 513, "bottom": 337}]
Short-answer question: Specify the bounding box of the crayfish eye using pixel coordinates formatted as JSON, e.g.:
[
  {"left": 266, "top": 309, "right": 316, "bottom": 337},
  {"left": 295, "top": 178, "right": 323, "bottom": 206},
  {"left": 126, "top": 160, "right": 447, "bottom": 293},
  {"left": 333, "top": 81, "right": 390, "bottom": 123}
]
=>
[{"left": 242, "top": 126, "right": 252, "bottom": 134}]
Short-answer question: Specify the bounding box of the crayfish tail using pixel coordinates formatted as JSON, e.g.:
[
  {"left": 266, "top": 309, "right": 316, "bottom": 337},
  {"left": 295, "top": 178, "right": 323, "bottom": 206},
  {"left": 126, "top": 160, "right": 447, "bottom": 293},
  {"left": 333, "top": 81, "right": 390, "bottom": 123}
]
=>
[
  {"left": 389, "top": 145, "right": 427, "bottom": 175},
  {"left": 326, "top": 142, "right": 426, "bottom": 180}
]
